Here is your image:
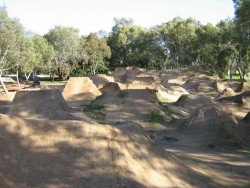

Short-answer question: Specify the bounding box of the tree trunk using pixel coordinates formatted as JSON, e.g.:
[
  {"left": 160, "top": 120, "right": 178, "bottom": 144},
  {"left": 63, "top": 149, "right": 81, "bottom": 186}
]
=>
[
  {"left": 0, "top": 74, "right": 8, "bottom": 93},
  {"left": 16, "top": 69, "right": 20, "bottom": 87},
  {"left": 24, "top": 72, "right": 31, "bottom": 82},
  {"left": 236, "top": 66, "right": 243, "bottom": 80}
]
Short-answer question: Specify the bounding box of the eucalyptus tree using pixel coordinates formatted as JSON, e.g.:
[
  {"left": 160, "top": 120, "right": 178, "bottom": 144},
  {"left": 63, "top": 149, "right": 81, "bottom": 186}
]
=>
[
  {"left": 0, "top": 7, "right": 24, "bottom": 92},
  {"left": 44, "top": 26, "right": 79, "bottom": 81},
  {"left": 82, "top": 33, "right": 111, "bottom": 74}
]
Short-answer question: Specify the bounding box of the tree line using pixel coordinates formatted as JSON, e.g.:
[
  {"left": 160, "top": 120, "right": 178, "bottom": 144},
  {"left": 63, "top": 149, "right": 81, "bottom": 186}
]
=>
[{"left": 0, "top": 0, "right": 249, "bottom": 92}]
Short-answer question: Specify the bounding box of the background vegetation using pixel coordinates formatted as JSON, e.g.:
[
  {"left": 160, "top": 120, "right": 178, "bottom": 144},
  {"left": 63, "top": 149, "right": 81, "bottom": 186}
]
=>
[{"left": 0, "top": 0, "right": 249, "bottom": 90}]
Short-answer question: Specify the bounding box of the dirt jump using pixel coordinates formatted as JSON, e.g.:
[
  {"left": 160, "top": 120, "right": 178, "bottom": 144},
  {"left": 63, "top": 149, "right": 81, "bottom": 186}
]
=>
[
  {"left": 63, "top": 77, "right": 101, "bottom": 107},
  {"left": 1, "top": 66, "right": 250, "bottom": 188},
  {"left": 7, "top": 89, "right": 79, "bottom": 120},
  {"left": 0, "top": 113, "right": 221, "bottom": 188}
]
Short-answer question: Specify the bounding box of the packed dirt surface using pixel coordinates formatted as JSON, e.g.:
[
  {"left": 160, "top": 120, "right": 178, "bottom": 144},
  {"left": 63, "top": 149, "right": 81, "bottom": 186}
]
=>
[
  {"left": 0, "top": 66, "right": 250, "bottom": 187},
  {"left": 0, "top": 114, "right": 219, "bottom": 188},
  {"left": 63, "top": 77, "right": 101, "bottom": 107},
  {"left": 7, "top": 89, "right": 80, "bottom": 120}
]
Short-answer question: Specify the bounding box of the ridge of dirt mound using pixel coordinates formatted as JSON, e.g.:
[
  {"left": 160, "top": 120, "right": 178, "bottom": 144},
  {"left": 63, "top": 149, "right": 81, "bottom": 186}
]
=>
[
  {"left": 183, "top": 105, "right": 241, "bottom": 147},
  {"left": 217, "top": 91, "right": 250, "bottom": 107},
  {"left": 174, "top": 94, "right": 213, "bottom": 113},
  {"left": 63, "top": 77, "right": 101, "bottom": 107},
  {"left": 114, "top": 67, "right": 138, "bottom": 83},
  {"left": 100, "top": 82, "right": 121, "bottom": 93},
  {"left": 7, "top": 89, "right": 78, "bottom": 120},
  {"left": 0, "top": 113, "right": 205, "bottom": 187},
  {"left": 127, "top": 77, "right": 156, "bottom": 90},
  {"left": 89, "top": 74, "right": 114, "bottom": 89}
]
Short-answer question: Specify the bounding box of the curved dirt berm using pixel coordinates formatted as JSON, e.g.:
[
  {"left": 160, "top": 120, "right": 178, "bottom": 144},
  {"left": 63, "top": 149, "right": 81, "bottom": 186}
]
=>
[
  {"left": 114, "top": 67, "right": 138, "bottom": 83},
  {"left": 182, "top": 105, "right": 241, "bottom": 147},
  {"left": 0, "top": 113, "right": 210, "bottom": 187},
  {"left": 63, "top": 77, "right": 102, "bottom": 107},
  {"left": 7, "top": 89, "right": 77, "bottom": 120}
]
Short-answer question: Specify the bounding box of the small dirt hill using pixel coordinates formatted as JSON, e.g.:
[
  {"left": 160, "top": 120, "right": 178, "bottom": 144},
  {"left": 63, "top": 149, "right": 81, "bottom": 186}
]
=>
[
  {"left": 7, "top": 89, "right": 78, "bottom": 120},
  {"left": 114, "top": 67, "right": 138, "bottom": 83},
  {"left": 179, "top": 105, "right": 241, "bottom": 147},
  {"left": 0, "top": 113, "right": 208, "bottom": 187},
  {"left": 100, "top": 82, "right": 121, "bottom": 93},
  {"left": 217, "top": 91, "right": 250, "bottom": 108},
  {"left": 0, "top": 92, "right": 16, "bottom": 105},
  {"left": 89, "top": 74, "right": 114, "bottom": 89},
  {"left": 63, "top": 77, "right": 101, "bottom": 107},
  {"left": 174, "top": 94, "right": 213, "bottom": 113},
  {"left": 89, "top": 89, "right": 169, "bottom": 123}
]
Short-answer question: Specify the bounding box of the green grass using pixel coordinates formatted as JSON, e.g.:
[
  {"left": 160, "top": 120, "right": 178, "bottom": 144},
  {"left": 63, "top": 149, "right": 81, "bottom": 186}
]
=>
[
  {"left": 84, "top": 103, "right": 105, "bottom": 120},
  {"left": 40, "top": 80, "right": 67, "bottom": 86},
  {"left": 148, "top": 110, "right": 165, "bottom": 123}
]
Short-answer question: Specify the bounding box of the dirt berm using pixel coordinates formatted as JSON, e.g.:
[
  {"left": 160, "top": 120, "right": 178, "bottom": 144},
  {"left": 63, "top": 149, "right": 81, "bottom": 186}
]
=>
[
  {"left": 0, "top": 113, "right": 210, "bottom": 187},
  {"left": 89, "top": 89, "right": 169, "bottom": 123},
  {"left": 178, "top": 105, "right": 243, "bottom": 147},
  {"left": 63, "top": 77, "right": 101, "bottom": 107},
  {"left": 7, "top": 89, "right": 79, "bottom": 120}
]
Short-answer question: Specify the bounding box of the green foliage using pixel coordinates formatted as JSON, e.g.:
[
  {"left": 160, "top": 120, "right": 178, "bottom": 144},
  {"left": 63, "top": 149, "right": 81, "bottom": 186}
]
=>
[
  {"left": 0, "top": 7, "right": 25, "bottom": 73},
  {"left": 148, "top": 110, "right": 165, "bottom": 123},
  {"left": 84, "top": 103, "right": 105, "bottom": 120}
]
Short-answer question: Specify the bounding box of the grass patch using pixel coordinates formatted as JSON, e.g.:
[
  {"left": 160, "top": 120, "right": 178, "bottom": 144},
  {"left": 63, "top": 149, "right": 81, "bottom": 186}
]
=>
[
  {"left": 118, "top": 90, "right": 128, "bottom": 98},
  {"left": 148, "top": 110, "right": 165, "bottom": 123},
  {"left": 84, "top": 103, "right": 105, "bottom": 120}
]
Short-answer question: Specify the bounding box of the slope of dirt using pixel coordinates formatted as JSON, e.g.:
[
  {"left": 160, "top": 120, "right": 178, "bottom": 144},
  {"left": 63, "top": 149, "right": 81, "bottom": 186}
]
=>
[
  {"left": 127, "top": 77, "right": 156, "bottom": 90},
  {"left": 100, "top": 82, "right": 121, "bottom": 93},
  {"left": 0, "top": 113, "right": 216, "bottom": 188},
  {"left": 0, "top": 92, "right": 16, "bottom": 114},
  {"left": 63, "top": 77, "right": 101, "bottom": 107},
  {"left": 216, "top": 91, "right": 250, "bottom": 108},
  {"left": 89, "top": 74, "right": 114, "bottom": 89},
  {"left": 90, "top": 89, "right": 169, "bottom": 123},
  {"left": 174, "top": 94, "right": 213, "bottom": 113},
  {"left": 7, "top": 89, "right": 79, "bottom": 120},
  {"left": 114, "top": 67, "right": 138, "bottom": 83},
  {"left": 182, "top": 105, "right": 241, "bottom": 147}
]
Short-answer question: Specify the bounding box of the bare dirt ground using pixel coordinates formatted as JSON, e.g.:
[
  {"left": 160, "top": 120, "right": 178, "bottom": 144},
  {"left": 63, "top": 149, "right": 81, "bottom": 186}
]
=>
[{"left": 0, "top": 66, "right": 249, "bottom": 187}]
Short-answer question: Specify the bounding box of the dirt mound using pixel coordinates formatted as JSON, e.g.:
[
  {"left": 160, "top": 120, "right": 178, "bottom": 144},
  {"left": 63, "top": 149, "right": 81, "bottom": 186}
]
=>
[
  {"left": 215, "top": 88, "right": 236, "bottom": 99},
  {"left": 90, "top": 89, "right": 168, "bottom": 123},
  {"left": 114, "top": 67, "right": 138, "bottom": 83},
  {"left": 63, "top": 77, "right": 101, "bottom": 107},
  {"left": 89, "top": 74, "right": 114, "bottom": 89},
  {"left": 0, "top": 92, "right": 16, "bottom": 105},
  {"left": 217, "top": 91, "right": 250, "bottom": 107},
  {"left": 100, "top": 82, "right": 121, "bottom": 93},
  {"left": 127, "top": 77, "right": 156, "bottom": 90},
  {"left": 7, "top": 89, "right": 78, "bottom": 120},
  {"left": 217, "top": 80, "right": 249, "bottom": 92},
  {"left": 0, "top": 113, "right": 207, "bottom": 187},
  {"left": 156, "top": 84, "right": 189, "bottom": 103},
  {"left": 183, "top": 105, "right": 241, "bottom": 147},
  {"left": 174, "top": 94, "right": 213, "bottom": 113},
  {"left": 183, "top": 76, "right": 219, "bottom": 95}
]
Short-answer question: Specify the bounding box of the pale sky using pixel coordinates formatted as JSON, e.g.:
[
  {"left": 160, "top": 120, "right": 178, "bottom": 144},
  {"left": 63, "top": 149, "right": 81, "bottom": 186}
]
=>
[{"left": 1, "top": 0, "right": 235, "bottom": 35}]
